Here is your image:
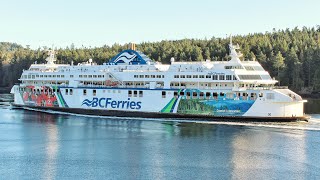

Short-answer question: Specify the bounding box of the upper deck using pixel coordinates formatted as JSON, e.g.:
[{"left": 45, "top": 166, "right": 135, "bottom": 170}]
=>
[{"left": 18, "top": 41, "right": 277, "bottom": 90}]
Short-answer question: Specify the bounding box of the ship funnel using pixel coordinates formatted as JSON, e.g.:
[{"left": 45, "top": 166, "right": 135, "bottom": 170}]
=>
[{"left": 128, "top": 42, "right": 136, "bottom": 50}]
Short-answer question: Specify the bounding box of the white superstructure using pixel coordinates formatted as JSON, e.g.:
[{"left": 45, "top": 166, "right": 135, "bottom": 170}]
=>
[{"left": 10, "top": 41, "right": 307, "bottom": 120}]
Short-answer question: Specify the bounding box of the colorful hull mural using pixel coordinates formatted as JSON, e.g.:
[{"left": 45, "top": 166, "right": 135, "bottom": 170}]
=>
[
  {"left": 175, "top": 99, "right": 255, "bottom": 116},
  {"left": 18, "top": 86, "right": 255, "bottom": 117},
  {"left": 20, "top": 86, "right": 62, "bottom": 107},
  {"left": 161, "top": 89, "right": 256, "bottom": 116}
]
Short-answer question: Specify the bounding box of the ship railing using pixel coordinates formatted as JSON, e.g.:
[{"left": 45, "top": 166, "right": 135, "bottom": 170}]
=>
[
  {"left": 106, "top": 72, "right": 124, "bottom": 86},
  {"left": 121, "top": 69, "right": 160, "bottom": 72}
]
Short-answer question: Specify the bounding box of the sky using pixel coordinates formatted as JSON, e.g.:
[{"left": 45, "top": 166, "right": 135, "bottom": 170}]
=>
[{"left": 1, "top": 0, "right": 319, "bottom": 49}]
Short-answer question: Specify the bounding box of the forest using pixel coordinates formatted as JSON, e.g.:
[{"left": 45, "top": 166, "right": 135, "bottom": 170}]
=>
[{"left": 1, "top": 26, "right": 320, "bottom": 94}]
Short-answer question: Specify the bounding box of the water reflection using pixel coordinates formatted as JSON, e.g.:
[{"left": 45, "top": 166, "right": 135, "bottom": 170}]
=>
[
  {"left": 231, "top": 128, "right": 307, "bottom": 179},
  {"left": 43, "top": 123, "right": 59, "bottom": 180}
]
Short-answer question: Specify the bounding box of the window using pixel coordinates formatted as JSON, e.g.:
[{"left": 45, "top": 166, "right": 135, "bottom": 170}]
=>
[
  {"left": 212, "top": 75, "right": 218, "bottom": 80},
  {"left": 181, "top": 75, "right": 186, "bottom": 78},
  {"left": 199, "top": 75, "right": 205, "bottom": 78},
  {"left": 93, "top": 75, "right": 97, "bottom": 78},
  {"left": 151, "top": 75, "right": 156, "bottom": 78},
  {"left": 145, "top": 75, "right": 150, "bottom": 78},
  {"left": 162, "top": 91, "right": 166, "bottom": 98},
  {"left": 260, "top": 75, "right": 272, "bottom": 80},
  {"left": 187, "top": 75, "right": 192, "bottom": 78},
  {"left": 225, "top": 66, "right": 243, "bottom": 69},
  {"left": 219, "top": 75, "right": 225, "bottom": 80},
  {"left": 79, "top": 75, "right": 83, "bottom": 78},
  {"left": 139, "top": 91, "right": 143, "bottom": 97},
  {"left": 192, "top": 92, "right": 198, "bottom": 99},
  {"left": 238, "top": 75, "right": 262, "bottom": 80},
  {"left": 89, "top": 75, "right": 92, "bottom": 78},
  {"left": 180, "top": 91, "right": 185, "bottom": 96},
  {"left": 70, "top": 89, "right": 73, "bottom": 95},
  {"left": 199, "top": 92, "right": 204, "bottom": 99},
  {"left": 83, "top": 89, "right": 87, "bottom": 95},
  {"left": 174, "top": 75, "right": 179, "bottom": 78},
  {"left": 128, "top": 90, "right": 132, "bottom": 97},
  {"left": 134, "top": 91, "right": 137, "bottom": 97},
  {"left": 206, "top": 75, "right": 211, "bottom": 78},
  {"left": 259, "top": 93, "right": 263, "bottom": 97},
  {"left": 139, "top": 75, "right": 144, "bottom": 78},
  {"left": 186, "top": 92, "right": 191, "bottom": 99},
  {"left": 206, "top": 92, "right": 211, "bottom": 99},
  {"left": 226, "top": 75, "right": 232, "bottom": 80},
  {"left": 244, "top": 66, "right": 255, "bottom": 71},
  {"left": 193, "top": 75, "right": 198, "bottom": 78},
  {"left": 93, "top": 89, "right": 96, "bottom": 96},
  {"left": 65, "top": 89, "right": 68, "bottom": 95},
  {"left": 220, "top": 92, "right": 225, "bottom": 97},
  {"left": 84, "top": 75, "right": 87, "bottom": 78},
  {"left": 157, "top": 75, "right": 161, "bottom": 78},
  {"left": 134, "top": 75, "right": 138, "bottom": 78},
  {"left": 174, "top": 91, "right": 178, "bottom": 98},
  {"left": 53, "top": 75, "right": 56, "bottom": 78},
  {"left": 233, "top": 75, "right": 237, "bottom": 80}
]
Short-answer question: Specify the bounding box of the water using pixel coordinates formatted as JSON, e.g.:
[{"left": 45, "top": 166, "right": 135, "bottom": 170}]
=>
[{"left": 0, "top": 94, "right": 320, "bottom": 179}]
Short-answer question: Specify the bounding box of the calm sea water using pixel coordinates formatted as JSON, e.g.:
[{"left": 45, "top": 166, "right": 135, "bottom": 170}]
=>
[{"left": 0, "top": 94, "right": 320, "bottom": 179}]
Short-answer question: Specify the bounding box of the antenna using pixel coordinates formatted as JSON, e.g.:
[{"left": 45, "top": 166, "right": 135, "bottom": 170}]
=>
[{"left": 45, "top": 49, "right": 57, "bottom": 64}]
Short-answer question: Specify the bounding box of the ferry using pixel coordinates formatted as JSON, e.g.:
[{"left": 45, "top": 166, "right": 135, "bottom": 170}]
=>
[{"left": 10, "top": 40, "right": 308, "bottom": 121}]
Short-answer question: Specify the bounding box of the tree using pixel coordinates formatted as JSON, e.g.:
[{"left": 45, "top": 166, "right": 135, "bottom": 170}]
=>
[
  {"left": 285, "top": 48, "right": 302, "bottom": 90},
  {"left": 273, "top": 51, "right": 285, "bottom": 85},
  {"left": 204, "top": 48, "right": 211, "bottom": 60}
]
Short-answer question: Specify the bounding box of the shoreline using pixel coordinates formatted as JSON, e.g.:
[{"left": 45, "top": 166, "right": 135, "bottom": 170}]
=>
[{"left": 0, "top": 87, "right": 10, "bottom": 94}]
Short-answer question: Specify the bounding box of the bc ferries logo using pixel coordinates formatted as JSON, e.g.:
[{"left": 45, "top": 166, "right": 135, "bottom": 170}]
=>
[
  {"left": 82, "top": 98, "right": 142, "bottom": 110},
  {"left": 113, "top": 52, "right": 137, "bottom": 64}
]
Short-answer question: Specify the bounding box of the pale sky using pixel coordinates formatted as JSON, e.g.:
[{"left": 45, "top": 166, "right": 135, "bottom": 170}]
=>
[{"left": 1, "top": 0, "right": 319, "bottom": 49}]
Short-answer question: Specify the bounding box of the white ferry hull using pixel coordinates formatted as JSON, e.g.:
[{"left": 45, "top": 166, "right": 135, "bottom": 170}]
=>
[{"left": 11, "top": 85, "right": 308, "bottom": 121}]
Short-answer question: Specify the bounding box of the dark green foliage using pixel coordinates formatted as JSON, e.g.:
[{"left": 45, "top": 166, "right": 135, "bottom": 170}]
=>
[
  {"left": 177, "top": 99, "right": 214, "bottom": 115},
  {"left": 1, "top": 26, "right": 320, "bottom": 93}
]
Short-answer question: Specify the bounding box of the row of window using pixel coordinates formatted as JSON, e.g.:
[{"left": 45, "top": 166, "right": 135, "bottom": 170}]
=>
[
  {"left": 23, "top": 74, "right": 107, "bottom": 79},
  {"left": 174, "top": 74, "right": 238, "bottom": 81},
  {"left": 77, "top": 89, "right": 122, "bottom": 96},
  {"left": 128, "top": 90, "right": 144, "bottom": 97},
  {"left": 19, "top": 88, "right": 60, "bottom": 95},
  {"left": 19, "top": 87, "right": 272, "bottom": 100},
  {"left": 23, "top": 74, "right": 66, "bottom": 79},
  {"left": 79, "top": 75, "right": 106, "bottom": 78},
  {"left": 133, "top": 75, "right": 165, "bottom": 78},
  {"left": 171, "top": 91, "right": 263, "bottom": 98}
]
